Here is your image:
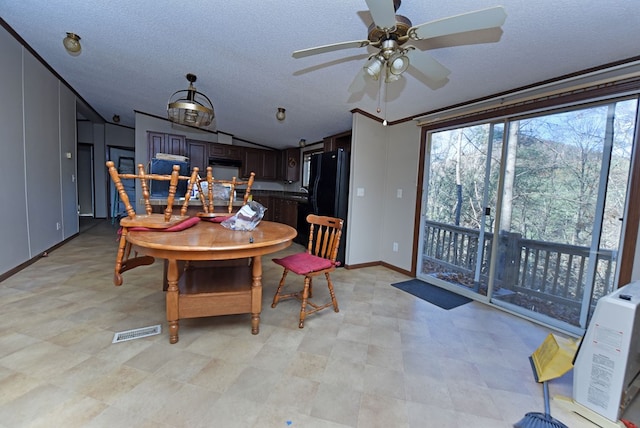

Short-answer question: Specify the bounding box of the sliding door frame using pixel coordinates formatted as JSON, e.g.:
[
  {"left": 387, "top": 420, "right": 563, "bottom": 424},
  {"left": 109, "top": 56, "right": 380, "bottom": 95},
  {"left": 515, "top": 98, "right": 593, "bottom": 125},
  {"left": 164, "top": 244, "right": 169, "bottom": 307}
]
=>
[{"left": 413, "top": 76, "right": 640, "bottom": 292}]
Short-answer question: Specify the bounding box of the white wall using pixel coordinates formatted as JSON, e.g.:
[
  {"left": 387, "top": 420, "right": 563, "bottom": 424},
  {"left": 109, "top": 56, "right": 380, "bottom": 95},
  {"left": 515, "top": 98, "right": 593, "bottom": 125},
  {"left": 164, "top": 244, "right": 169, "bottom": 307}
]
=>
[
  {"left": 93, "top": 124, "right": 107, "bottom": 218},
  {"left": 380, "top": 121, "right": 420, "bottom": 271},
  {"left": 346, "top": 113, "right": 420, "bottom": 271},
  {"left": 77, "top": 121, "right": 94, "bottom": 143},
  {"left": 24, "top": 51, "right": 63, "bottom": 254},
  {"left": 106, "top": 124, "right": 135, "bottom": 148},
  {"left": 60, "top": 84, "right": 78, "bottom": 234},
  {"left": 346, "top": 113, "right": 387, "bottom": 265},
  {"left": 0, "top": 26, "right": 30, "bottom": 273},
  {"left": 0, "top": 25, "right": 78, "bottom": 275}
]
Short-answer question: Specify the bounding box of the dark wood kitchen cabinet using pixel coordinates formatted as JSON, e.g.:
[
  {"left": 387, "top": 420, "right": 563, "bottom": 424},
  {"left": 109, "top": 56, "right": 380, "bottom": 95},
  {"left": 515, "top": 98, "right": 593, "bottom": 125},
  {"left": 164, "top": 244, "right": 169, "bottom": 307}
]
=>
[
  {"left": 263, "top": 151, "right": 278, "bottom": 180},
  {"left": 242, "top": 148, "right": 262, "bottom": 178},
  {"left": 210, "top": 143, "right": 242, "bottom": 160},
  {"left": 242, "top": 148, "right": 278, "bottom": 180},
  {"left": 147, "top": 132, "right": 187, "bottom": 158},
  {"left": 186, "top": 139, "right": 208, "bottom": 172},
  {"left": 323, "top": 130, "right": 351, "bottom": 153},
  {"left": 272, "top": 197, "right": 298, "bottom": 229},
  {"left": 252, "top": 195, "right": 272, "bottom": 221},
  {"left": 280, "top": 148, "right": 300, "bottom": 182}
]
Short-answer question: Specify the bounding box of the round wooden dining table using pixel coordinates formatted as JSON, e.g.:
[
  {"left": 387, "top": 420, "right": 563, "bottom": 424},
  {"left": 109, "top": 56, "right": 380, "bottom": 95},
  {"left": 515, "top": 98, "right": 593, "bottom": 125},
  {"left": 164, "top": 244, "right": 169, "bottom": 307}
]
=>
[{"left": 127, "top": 220, "right": 297, "bottom": 343}]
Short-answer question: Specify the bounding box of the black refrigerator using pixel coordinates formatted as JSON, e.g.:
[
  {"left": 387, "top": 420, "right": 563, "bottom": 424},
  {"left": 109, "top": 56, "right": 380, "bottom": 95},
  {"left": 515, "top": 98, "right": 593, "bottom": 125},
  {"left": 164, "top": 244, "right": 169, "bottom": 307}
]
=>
[{"left": 308, "top": 149, "right": 349, "bottom": 265}]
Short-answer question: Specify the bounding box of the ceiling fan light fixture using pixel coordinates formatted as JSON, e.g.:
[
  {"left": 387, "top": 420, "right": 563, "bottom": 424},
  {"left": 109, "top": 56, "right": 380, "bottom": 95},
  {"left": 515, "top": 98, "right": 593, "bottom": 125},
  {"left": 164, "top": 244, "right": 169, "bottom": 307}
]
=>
[
  {"left": 293, "top": 2, "right": 507, "bottom": 94},
  {"left": 63, "top": 32, "right": 81, "bottom": 54},
  {"left": 364, "top": 55, "right": 385, "bottom": 80},
  {"left": 389, "top": 53, "right": 410, "bottom": 75},
  {"left": 167, "top": 74, "right": 215, "bottom": 127},
  {"left": 385, "top": 68, "right": 401, "bottom": 83}
]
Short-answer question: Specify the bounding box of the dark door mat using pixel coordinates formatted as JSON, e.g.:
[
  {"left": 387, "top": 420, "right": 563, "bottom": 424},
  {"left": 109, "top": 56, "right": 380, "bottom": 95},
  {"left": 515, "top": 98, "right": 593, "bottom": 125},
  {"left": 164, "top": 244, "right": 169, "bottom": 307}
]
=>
[{"left": 391, "top": 279, "right": 472, "bottom": 310}]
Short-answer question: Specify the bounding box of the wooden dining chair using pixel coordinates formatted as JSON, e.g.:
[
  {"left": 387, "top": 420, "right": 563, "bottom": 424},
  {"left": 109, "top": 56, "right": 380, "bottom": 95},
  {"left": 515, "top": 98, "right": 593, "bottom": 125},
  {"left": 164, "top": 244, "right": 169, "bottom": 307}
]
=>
[
  {"left": 191, "top": 166, "right": 255, "bottom": 216},
  {"left": 106, "top": 160, "right": 199, "bottom": 285},
  {"left": 271, "top": 214, "right": 344, "bottom": 328}
]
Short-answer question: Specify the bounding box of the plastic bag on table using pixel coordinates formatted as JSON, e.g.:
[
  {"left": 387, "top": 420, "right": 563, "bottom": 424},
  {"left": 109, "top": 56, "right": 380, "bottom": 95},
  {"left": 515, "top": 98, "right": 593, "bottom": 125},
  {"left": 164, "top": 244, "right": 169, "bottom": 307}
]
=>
[
  {"left": 220, "top": 201, "right": 266, "bottom": 231},
  {"left": 212, "top": 183, "right": 231, "bottom": 201}
]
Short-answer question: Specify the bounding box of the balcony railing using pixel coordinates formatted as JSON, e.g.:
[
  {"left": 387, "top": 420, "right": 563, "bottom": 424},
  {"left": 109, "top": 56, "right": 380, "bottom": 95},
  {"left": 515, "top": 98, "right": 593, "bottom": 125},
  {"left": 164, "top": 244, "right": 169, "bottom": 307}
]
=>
[{"left": 422, "top": 220, "right": 617, "bottom": 324}]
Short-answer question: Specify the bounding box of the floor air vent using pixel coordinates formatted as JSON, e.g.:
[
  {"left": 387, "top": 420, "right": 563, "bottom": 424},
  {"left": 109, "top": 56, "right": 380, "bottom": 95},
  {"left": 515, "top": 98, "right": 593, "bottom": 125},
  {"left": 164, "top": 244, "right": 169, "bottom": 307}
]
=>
[{"left": 112, "top": 325, "right": 162, "bottom": 343}]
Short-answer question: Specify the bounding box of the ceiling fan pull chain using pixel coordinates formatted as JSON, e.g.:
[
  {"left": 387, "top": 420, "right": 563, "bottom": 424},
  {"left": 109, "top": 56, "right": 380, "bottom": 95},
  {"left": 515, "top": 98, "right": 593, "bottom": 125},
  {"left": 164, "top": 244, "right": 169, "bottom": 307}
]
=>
[
  {"left": 376, "top": 75, "right": 383, "bottom": 113},
  {"left": 383, "top": 78, "right": 388, "bottom": 127}
]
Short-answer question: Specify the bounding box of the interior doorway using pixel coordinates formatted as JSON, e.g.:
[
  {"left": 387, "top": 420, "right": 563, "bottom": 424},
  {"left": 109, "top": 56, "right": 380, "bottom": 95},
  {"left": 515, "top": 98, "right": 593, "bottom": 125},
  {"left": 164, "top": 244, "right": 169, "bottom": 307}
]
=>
[
  {"left": 77, "top": 143, "right": 94, "bottom": 217},
  {"left": 107, "top": 147, "right": 136, "bottom": 221}
]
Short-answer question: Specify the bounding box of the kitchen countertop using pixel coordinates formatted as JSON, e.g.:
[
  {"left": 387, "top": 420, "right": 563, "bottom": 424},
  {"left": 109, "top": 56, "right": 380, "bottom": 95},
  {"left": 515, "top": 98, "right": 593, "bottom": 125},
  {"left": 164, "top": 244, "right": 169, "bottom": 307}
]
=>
[
  {"left": 146, "top": 198, "right": 245, "bottom": 207},
  {"left": 253, "top": 191, "right": 308, "bottom": 204},
  {"left": 147, "top": 192, "right": 309, "bottom": 206}
]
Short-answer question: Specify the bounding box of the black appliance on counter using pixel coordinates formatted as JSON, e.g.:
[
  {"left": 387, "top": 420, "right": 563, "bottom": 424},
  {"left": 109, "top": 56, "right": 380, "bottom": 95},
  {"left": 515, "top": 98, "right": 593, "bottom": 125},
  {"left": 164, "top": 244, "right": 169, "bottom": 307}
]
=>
[
  {"left": 307, "top": 149, "right": 349, "bottom": 265},
  {"left": 150, "top": 158, "right": 188, "bottom": 197}
]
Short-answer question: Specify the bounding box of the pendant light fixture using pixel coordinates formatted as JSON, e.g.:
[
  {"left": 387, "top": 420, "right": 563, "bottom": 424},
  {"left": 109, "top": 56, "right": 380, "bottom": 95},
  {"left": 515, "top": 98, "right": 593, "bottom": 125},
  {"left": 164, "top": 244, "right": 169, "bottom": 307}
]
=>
[
  {"left": 167, "top": 74, "right": 215, "bottom": 127},
  {"left": 63, "top": 32, "right": 81, "bottom": 55},
  {"left": 276, "top": 107, "right": 286, "bottom": 121}
]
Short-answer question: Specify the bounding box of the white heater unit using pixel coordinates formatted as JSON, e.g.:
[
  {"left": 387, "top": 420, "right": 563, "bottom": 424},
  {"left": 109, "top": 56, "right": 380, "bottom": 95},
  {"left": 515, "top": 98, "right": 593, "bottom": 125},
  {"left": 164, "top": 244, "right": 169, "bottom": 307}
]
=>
[{"left": 565, "top": 280, "right": 640, "bottom": 425}]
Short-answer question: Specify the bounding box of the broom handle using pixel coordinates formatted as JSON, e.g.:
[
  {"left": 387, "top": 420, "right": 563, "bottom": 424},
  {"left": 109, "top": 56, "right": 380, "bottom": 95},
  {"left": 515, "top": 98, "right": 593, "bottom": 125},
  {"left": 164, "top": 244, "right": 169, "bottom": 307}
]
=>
[{"left": 543, "top": 381, "right": 551, "bottom": 416}]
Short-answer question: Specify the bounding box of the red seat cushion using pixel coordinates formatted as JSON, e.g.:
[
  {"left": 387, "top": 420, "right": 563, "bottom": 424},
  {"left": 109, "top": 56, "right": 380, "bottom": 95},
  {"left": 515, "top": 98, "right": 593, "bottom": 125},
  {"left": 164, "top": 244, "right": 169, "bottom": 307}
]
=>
[
  {"left": 128, "top": 216, "right": 200, "bottom": 232},
  {"left": 273, "top": 252, "right": 335, "bottom": 275},
  {"left": 200, "top": 215, "right": 231, "bottom": 223}
]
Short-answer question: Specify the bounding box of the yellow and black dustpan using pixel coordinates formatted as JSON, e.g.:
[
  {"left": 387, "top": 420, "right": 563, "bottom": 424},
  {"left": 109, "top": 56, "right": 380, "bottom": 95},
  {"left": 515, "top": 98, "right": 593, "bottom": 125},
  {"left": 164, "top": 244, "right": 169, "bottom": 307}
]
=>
[{"left": 514, "top": 333, "right": 578, "bottom": 428}]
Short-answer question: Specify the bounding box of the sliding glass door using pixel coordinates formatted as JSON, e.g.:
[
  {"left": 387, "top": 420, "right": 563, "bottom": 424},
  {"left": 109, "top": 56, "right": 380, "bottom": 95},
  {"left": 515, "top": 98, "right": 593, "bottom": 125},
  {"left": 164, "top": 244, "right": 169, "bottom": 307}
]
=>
[
  {"left": 417, "top": 98, "right": 637, "bottom": 332},
  {"left": 491, "top": 100, "right": 636, "bottom": 331},
  {"left": 417, "top": 123, "right": 503, "bottom": 299}
]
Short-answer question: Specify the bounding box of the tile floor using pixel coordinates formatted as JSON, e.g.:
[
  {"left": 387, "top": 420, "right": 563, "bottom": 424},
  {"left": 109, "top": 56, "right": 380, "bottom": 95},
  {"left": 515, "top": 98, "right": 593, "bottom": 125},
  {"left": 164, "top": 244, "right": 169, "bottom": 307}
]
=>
[{"left": 0, "top": 220, "right": 638, "bottom": 427}]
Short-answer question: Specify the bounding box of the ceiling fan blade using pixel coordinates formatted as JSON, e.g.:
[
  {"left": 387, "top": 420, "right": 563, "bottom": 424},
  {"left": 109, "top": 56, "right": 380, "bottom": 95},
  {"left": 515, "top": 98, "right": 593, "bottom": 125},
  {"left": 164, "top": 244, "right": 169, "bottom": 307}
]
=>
[
  {"left": 348, "top": 69, "right": 368, "bottom": 93},
  {"left": 292, "top": 40, "right": 371, "bottom": 59},
  {"left": 405, "top": 48, "right": 450, "bottom": 81},
  {"left": 365, "top": 0, "right": 397, "bottom": 30},
  {"left": 408, "top": 6, "right": 507, "bottom": 40}
]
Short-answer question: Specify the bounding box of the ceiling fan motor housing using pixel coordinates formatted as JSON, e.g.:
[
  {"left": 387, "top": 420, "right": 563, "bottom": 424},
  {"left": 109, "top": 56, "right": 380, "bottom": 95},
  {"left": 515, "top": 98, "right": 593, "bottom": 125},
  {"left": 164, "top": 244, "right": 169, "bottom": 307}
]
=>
[{"left": 367, "top": 14, "right": 412, "bottom": 45}]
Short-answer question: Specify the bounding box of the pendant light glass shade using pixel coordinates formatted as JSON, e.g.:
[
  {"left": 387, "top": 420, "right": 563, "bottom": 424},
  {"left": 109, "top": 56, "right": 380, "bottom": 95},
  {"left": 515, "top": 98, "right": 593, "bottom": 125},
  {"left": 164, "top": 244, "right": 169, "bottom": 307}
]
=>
[
  {"left": 167, "top": 74, "right": 215, "bottom": 127},
  {"left": 364, "top": 55, "right": 385, "bottom": 80},
  {"left": 388, "top": 52, "right": 410, "bottom": 75},
  {"left": 63, "top": 32, "right": 81, "bottom": 54}
]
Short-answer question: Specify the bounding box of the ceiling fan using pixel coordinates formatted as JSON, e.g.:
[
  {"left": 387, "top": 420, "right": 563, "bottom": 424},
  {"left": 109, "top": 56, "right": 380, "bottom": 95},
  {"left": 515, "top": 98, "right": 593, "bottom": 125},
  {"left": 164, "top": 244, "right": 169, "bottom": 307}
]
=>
[{"left": 292, "top": 0, "right": 507, "bottom": 93}]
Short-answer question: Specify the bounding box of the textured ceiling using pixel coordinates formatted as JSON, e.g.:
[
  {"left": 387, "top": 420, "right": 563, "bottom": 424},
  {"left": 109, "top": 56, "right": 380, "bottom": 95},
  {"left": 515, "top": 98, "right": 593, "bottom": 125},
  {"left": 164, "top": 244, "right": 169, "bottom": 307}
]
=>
[{"left": 2, "top": 1, "right": 639, "bottom": 149}]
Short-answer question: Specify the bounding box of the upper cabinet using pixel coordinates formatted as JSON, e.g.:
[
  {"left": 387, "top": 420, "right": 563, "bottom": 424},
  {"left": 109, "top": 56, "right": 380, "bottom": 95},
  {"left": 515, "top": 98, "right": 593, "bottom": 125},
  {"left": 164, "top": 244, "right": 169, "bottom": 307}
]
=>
[
  {"left": 263, "top": 150, "right": 278, "bottom": 180},
  {"left": 186, "top": 139, "right": 208, "bottom": 172},
  {"left": 210, "top": 143, "right": 242, "bottom": 160},
  {"left": 242, "top": 148, "right": 261, "bottom": 178},
  {"left": 147, "top": 132, "right": 187, "bottom": 158},
  {"left": 280, "top": 148, "right": 300, "bottom": 182},
  {"left": 145, "top": 131, "right": 300, "bottom": 182},
  {"left": 323, "top": 130, "right": 351, "bottom": 153},
  {"left": 242, "top": 148, "right": 278, "bottom": 180}
]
